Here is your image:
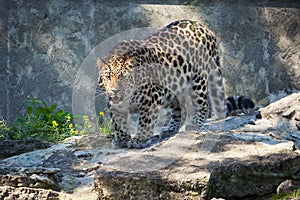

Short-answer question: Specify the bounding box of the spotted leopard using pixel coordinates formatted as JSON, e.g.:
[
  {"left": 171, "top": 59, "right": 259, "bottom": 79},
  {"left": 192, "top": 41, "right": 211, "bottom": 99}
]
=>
[{"left": 97, "top": 20, "right": 226, "bottom": 148}]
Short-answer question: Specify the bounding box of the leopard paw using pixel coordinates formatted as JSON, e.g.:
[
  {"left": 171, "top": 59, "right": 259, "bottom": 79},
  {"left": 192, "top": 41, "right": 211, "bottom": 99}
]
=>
[
  {"left": 160, "top": 129, "right": 178, "bottom": 140},
  {"left": 127, "top": 137, "right": 152, "bottom": 149},
  {"left": 112, "top": 134, "right": 131, "bottom": 148}
]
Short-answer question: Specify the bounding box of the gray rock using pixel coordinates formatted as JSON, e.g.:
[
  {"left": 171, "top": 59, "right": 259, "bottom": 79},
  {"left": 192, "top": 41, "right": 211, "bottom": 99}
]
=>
[
  {"left": 258, "top": 92, "right": 300, "bottom": 148},
  {"left": 208, "top": 154, "right": 300, "bottom": 198},
  {"left": 0, "top": 137, "right": 52, "bottom": 159},
  {"left": 0, "top": 173, "right": 60, "bottom": 191},
  {"left": 0, "top": 186, "right": 60, "bottom": 200},
  {"left": 94, "top": 130, "right": 299, "bottom": 199},
  {"left": 0, "top": 167, "right": 61, "bottom": 192},
  {"left": 259, "top": 92, "right": 300, "bottom": 122},
  {"left": 0, "top": 135, "right": 110, "bottom": 199}
]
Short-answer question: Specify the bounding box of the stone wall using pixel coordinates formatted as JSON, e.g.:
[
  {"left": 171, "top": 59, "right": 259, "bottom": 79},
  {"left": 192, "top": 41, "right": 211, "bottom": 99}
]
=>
[
  {"left": 199, "top": 1, "right": 300, "bottom": 104},
  {"left": 0, "top": 0, "right": 299, "bottom": 123}
]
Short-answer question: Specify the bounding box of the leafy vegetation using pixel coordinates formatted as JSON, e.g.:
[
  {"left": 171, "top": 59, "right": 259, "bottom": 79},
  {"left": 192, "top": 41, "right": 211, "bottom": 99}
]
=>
[
  {"left": 98, "top": 111, "right": 113, "bottom": 134},
  {"left": 0, "top": 99, "right": 113, "bottom": 143},
  {"left": 271, "top": 189, "right": 300, "bottom": 200}
]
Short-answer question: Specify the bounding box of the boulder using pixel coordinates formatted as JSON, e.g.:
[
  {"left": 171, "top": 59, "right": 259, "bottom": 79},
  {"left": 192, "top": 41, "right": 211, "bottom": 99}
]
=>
[
  {"left": 0, "top": 186, "right": 60, "bottom": 200},
  {"left": 0, "top": 135, "right": 109, "bottom": 200},
  {"left": 94, "top": 129, "right": 299, "bottom": 199},
  {"left": 259, "top": 92, "right": 300, "bottom": 122},
  {"left": 277, "top": 179, "right": 300, "bottom": 195},
  {"left": 0, "top": 137, "right": 52, "bottom": 159},
  {"left": 258, "top": 92, "right": 300, "bottom": 148}
]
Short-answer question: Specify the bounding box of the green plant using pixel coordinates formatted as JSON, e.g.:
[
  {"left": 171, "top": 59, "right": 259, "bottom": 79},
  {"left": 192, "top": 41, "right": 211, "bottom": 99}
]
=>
[
  {"left": 98, "top": 111, "right": 113, "bottom": 134},
  {"left": 0, "top": 99, "right": 113, "bottom": 143},
  {"left": 293, "top": 189, "right": 300, "bottom": 199},
  {"left": 72, "top": 112, "right": 113, "bottom": 135},
  {"left": 72, "top": 114, "right": 94, "bottom": 135},
  {"left": 0, "top": 118, "right": 25, "bottom": 141},
  {"left": 12, "top": 99, "right": 73, "bottom": 142},
  {"left": 271, "top": 189, "right": 300, "bottom": 200},
  {"left": 0, "top": 119, "right": 11, "bottom": 141}
]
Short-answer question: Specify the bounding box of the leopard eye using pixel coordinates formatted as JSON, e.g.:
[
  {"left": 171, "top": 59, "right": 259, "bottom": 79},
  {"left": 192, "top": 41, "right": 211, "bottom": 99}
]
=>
[
  {"left": 100, "top": 75, "right": 110, "bottom": 80},
  {"left": 98, "top": 77, "right": 104, "bottom": 85},
  {"left": 98, "top": 75, "right": 109, "bottom": 84}
]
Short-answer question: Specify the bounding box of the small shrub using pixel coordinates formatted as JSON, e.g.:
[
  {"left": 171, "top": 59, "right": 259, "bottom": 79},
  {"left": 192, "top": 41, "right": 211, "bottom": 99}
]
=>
[
  {"left": 72, "top": 112, "right": 113, "bottom": 135},
  {"left": 72, "top": 114, "right": 94, "bottom": 135},
  {"left": 0, "top": 99, "right": 113, "bottom": 143},
  {"left": 0, "top": 99, "right": 73, "bottom": 142},
  {"left": 98, "top": 111, "right": 113, "bottom": 134},
  {"left": 0, "top": 119, "right": 12, "bottom": 141}
]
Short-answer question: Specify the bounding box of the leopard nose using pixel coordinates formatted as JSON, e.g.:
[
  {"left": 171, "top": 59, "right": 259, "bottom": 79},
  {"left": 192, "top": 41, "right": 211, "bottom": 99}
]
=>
[{"left": 111, "top": 89, "right": 120, "bottom": 95}]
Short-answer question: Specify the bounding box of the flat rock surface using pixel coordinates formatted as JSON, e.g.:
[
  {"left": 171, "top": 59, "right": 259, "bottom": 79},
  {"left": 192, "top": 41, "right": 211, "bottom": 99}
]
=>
[{"left": 95, "top": 117, "right": 299, "bottom": 199}]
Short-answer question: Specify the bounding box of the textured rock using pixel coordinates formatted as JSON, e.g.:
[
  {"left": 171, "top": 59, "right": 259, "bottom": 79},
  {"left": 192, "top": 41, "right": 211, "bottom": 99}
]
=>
[
  {"left": 258, "top": 92, "right": 300, "bottom": 148},
  {"left": 259, "top": 92, "right": 300, "bottom": 122},
  {"left": 94, "top": 130, "right": 299, "bottom": 199},
  {"left": 0, "top": 137, "right": 52, "bottom": 159},
  {"left": 0, "top": 173, "right": 60, "bottom": 191},
  {"left": 0, "top": 167, "right": 61, "bottom": 192},
  {"left": 0, "top": 186, "right": 60, "bottom": 200},
  {"left": 0, "top": 135, "right": 109, "bottom": 200},
  {"left": 0, "top": 0, "right": 299, "bottom": 124},
  {"left": 208, "top": 154, "right": 300, "bottom": 198}
]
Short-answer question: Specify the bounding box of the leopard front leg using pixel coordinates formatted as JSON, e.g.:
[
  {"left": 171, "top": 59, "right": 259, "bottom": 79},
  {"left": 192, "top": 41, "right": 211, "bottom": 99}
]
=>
[
  {"left": 127, "top": 84, "right": 163, "bottom": 148},
  {"left": 127, "top": 106, "right": 160, "bottom": 148},
  {"left": 110, "top": 107, "right": 131, "bottom": 148}
]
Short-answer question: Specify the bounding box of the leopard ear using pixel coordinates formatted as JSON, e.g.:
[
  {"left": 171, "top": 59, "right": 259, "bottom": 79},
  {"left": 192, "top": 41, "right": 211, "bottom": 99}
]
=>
[{"left": 97, "top": 58, "right": 107, "bottom": 73}]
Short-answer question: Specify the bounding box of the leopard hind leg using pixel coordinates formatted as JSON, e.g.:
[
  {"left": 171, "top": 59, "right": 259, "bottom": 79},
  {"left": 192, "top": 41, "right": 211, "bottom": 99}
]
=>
[{"left": 208, "top": 63, "right": 226, "bottom": 120}]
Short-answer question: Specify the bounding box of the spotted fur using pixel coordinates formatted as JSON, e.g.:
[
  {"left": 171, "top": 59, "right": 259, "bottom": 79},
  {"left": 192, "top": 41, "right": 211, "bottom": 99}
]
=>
[{"left": 97, "top": 20, "right": 226, "bottom": 148}]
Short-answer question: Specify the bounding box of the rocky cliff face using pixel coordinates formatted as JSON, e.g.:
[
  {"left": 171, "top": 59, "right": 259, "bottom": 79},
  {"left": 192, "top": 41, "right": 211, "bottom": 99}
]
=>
[
  {"left": 205, "top": 1, "right": 300, "bottom": 105},
  {"left": 0, "top": 0, "right": 299, "bottom": 123}
]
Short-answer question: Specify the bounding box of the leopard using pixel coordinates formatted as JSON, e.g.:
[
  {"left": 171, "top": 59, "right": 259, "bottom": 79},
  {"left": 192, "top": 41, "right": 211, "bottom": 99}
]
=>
[{"left": 97, "top": 20, "right": 226, "bottom": 149}]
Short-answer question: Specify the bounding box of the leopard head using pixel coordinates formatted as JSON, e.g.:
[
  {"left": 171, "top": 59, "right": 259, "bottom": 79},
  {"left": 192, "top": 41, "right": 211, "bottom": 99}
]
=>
[{"left": 97, "top": 55, "right": 136, "bottom": 104}]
